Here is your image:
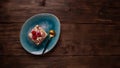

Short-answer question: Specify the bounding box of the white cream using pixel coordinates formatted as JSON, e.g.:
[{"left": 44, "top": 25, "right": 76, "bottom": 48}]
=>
[{"left": 28, "top": 33, "right": 32, "bottom": 38}]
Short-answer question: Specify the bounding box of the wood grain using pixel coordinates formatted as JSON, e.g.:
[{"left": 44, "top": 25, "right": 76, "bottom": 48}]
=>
[
  {"left": 0, "top": 0, "right": 119, "bottom": 23},
  {"left": 0, "top": 0, "right": 120, "bottom": 68},
  {"left": 1, "top": 56, "right": 120, "bottom": 68},
  {"left": 0, "top": 23, "right": 120, "bottom": 56}
]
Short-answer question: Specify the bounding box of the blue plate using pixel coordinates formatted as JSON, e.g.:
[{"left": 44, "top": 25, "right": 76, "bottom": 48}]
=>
[{"left": 20, "top": 13, "right": 60, "bottom": 55}]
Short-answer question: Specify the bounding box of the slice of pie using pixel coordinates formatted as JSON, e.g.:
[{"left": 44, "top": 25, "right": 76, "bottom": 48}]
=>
[{"left": 28, "top": 25, "right": 47, "bottom": 45}]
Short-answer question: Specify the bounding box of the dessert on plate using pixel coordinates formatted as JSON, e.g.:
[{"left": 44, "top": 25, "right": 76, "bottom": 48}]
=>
[{"left": 28, "top": 25, "right": 47, "bottom": 45}]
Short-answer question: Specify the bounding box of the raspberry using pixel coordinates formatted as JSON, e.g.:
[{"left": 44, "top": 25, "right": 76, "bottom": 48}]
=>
[
  {"left": 37, "top": 32, "right": 41, "bottom": 37},
  {"left": 31, "top": 31, "right": 36, "bottom": 35},
  {"left": 32, "top": 35, "right": 37, "bottom": 40}
]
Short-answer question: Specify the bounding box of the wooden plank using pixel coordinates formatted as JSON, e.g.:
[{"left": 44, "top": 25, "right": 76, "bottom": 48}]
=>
[
  {"left": 0, "top": 56, "right": 120, "bottom": 68},
  {"left": 0, "top": 0, "right": 120, "bottom": 68},
  {"left": 0, "top": 23, "right": 120, "bottom": 56},
  {"left": 0, "top": 0, "right": 119, "bottom": 23}
]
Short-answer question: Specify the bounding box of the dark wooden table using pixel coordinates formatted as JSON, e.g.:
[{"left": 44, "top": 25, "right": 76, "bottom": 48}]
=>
[{"left": 0, "top": 0, "right": 120, "bottom": 68}]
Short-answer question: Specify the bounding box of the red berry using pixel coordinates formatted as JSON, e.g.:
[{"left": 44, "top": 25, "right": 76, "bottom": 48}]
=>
[
  {"left": 37, "top": 32, "right": 41, "bottom": 37},
  {"left": 32, "top": 35, "right": 37, "bottom": 40},
  {"left": 31, "top": 31, "right": 36, "bottom": 35}
]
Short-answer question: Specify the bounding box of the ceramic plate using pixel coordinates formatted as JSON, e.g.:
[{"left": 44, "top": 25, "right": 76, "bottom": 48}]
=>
[{"left": 20, "top": 13, "right": 60, "bottom": 55}]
